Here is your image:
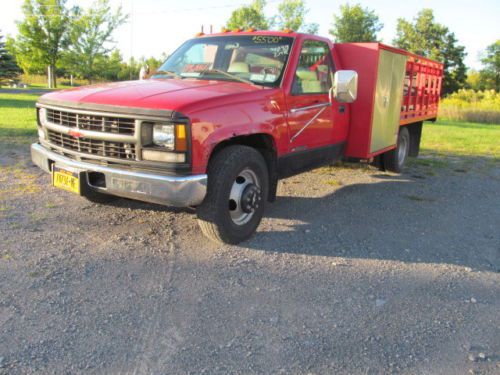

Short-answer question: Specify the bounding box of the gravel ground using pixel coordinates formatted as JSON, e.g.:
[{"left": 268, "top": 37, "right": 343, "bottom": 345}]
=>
[{"left": 0, "top": 146, "right": 499, "bottom": 375}]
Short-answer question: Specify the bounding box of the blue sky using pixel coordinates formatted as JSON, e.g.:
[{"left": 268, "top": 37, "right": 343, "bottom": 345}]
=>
[{"left": 1, "top": 0, "right": 498, "bottom": 69}]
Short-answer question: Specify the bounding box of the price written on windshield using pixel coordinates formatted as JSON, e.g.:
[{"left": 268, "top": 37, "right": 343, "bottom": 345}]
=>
[{"left": 252, "top": 36, "right": 283, "bottom": 44}]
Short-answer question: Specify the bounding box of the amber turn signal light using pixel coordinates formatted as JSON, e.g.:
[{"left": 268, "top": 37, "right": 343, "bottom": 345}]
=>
[{"left": 175, "top": 124, "right": 187, "bottom": 151}]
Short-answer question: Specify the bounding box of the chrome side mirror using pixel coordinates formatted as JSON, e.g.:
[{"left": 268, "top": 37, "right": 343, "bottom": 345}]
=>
[{"left": 331, "top": 70, "right": 358, "bottom": 103}]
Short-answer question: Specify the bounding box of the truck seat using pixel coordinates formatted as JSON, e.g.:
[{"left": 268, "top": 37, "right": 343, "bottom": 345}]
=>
[
  {"left": 228, "top": 62, "right": 250, "bottom": 73},
  {"left": 296, "top": 70, "right": 322, "bottom": 93}
]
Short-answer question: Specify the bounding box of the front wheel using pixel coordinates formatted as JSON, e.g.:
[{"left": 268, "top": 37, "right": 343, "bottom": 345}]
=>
[
  {"left": 196, "top": 145, "right": 269, "bottom": 244},
  {"left": 381, "top": 126, "right": 410, "bottom": 173}
]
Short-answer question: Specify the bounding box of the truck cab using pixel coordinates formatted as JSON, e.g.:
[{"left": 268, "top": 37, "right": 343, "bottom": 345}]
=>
[{"left": 31, "top": 30, "right": 443, "bottom": 244}]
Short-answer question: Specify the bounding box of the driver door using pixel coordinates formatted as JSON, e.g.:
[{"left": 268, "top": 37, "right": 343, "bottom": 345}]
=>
[{"left": 285, "top": 40, "right": 336, "bottom": 152}]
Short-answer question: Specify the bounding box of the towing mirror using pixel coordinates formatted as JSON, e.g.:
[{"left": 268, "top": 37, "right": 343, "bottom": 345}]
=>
[{"left": 331, "top": 70, "right": 358, "bottom": 103}]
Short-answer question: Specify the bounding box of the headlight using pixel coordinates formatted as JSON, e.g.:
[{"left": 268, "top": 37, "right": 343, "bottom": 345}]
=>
[
  {"left": 38, "top": 107, "right": 47, "bottom": 126},
  {"left": 153, "top": 124, "right": 175, "bottom": 149}
]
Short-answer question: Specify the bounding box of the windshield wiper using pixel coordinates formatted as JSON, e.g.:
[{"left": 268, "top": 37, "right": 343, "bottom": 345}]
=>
[
  {"left": 152, "top": 70, "right": 183, "bottom": 79},
  {"left": 200, "top": 69, "right": 257, "bottom": 86}
]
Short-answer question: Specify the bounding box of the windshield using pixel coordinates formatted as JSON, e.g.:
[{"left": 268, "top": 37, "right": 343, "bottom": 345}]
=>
[{"left": 153, "top": 35, "right": 294, "bottom": 87}]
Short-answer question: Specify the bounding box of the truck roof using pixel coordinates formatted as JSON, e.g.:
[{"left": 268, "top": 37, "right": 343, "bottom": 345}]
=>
[{"left": 199, "top": 30, "right": 305, "bottom": 38}]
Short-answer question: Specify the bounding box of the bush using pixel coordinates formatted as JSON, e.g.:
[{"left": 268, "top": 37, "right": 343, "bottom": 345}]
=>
[{"left": 439, "top": 89, "right": 500, "bottom": 124}]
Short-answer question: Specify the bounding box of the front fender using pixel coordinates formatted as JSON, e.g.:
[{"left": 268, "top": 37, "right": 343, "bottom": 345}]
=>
[{"left": 186, "top": 93, "right": 289, "bottom": 174}]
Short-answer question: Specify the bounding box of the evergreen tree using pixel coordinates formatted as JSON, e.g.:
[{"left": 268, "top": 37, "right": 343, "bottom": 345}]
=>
[{"left": 0, "top": 31, "right": 21, "bottom": 83}]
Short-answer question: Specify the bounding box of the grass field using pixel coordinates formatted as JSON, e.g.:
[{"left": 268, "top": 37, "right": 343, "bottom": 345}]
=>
[
  {"left": 1, "top": 92, "right": 499, "bottom": 162},
  {"left": 420, "top": 121, "right": 500, "bottom": 158},
  {"left": 0, "top": 93, "right": 39, "bottom": 149}
]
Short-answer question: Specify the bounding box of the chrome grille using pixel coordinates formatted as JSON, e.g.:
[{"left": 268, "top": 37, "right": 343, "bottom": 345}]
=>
[
  {"left": 47, "top": 130, "right": 136, "bottom": 160},
  {"left": 46, "top": 108, "right": 135, "bottom": 135}
]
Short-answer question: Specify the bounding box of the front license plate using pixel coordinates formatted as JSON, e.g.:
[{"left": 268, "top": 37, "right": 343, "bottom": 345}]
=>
[{"left": 52, "top": 167, "right": 81, "bottom": 194}]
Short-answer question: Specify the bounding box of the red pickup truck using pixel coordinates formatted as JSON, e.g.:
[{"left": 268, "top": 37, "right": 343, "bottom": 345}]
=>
[{"left": 31, "top": 30, "right": 443, "bottom": 243}]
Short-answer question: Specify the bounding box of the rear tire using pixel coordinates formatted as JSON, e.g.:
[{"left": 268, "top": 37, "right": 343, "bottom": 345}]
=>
[
  {"left": 381, "top": 126, "right": 410, "bottom": 173},
  {"left": 197, "top": 145, "right": 269, "bottom": 244}
]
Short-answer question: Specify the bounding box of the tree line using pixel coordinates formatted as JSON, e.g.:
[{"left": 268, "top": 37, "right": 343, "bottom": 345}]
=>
[
  {"left": 0, "top": 0, "right": 498, "bottom": 94},
  {"left": 2, "top": 0, "right": 131, "bottom": 88},
  {"left": 226, "top": 1, "right": 497, "bottom": 95}
]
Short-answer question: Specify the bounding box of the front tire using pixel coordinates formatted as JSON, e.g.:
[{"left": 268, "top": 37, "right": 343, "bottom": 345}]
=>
[
  {"left": 381, "top": 126, "right": 410, "bottom": 173},
  {"left": 197, "top": 145, "right": 269, "bottom": 244}
]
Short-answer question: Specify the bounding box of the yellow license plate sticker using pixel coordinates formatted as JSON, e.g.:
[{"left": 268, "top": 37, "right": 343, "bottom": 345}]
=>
[{"left": 53, "top": 167, "right": 80, "bottom": 194}]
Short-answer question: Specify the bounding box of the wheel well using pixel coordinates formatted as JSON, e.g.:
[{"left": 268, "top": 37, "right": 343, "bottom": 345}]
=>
[{"left": 209, "top": 134, "right": 278, "bottom": 202}]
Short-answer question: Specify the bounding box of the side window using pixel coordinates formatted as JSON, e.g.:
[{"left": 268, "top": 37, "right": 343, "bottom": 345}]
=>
[{"left": 292, "top": 40, "right": 334, "bottom": 95}]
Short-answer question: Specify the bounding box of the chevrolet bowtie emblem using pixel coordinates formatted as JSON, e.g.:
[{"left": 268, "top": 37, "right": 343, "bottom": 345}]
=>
[{"left": 68, "top": 130, "right": 84, "bottom": 138}]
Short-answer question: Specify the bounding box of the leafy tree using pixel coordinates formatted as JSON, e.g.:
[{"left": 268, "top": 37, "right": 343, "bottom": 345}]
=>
[
  {"left": 479, "top": 40, "right": 499, "bottom": 91},
  {"left": 303, "top": 23, "right": 319, "bottom": 35},
  {"left": 393, "top": 9, "right": 467, "bottom": 96},
  {"left": 226, "top": 0, "right": 319, "bottom": 33},
  {"left": 466, "top": 69, "right": 482, "bottom": 91},
  {"left": 117, "top": 56, "right": 141, "bottom": 81},
  {"left": 6, "top": 35, "right": 45, "bottom": 75},
  {"left": 275, "top": 0, "right": 318, "bottom": 33},
  {"left": 276, "top": 0, "right": 306, "bottom": 31},
  {"left": 94, "top": 49, "right": 123, "bottom": 81},
  {"left": 226, "top": 0, "right": 269, "bottom": 30},
  {"left": 0, "top": 31, "right": 21, "bottom": 83},
  {"left": 329, "top": 4, "right": 382, "bottom": 43},
  {"left": 142, "top": 56, "right": 164, "bottom": 74},
  {"left": 65, "top": 0, "right": 127, "bottom": 83},
  {"left": 12, "top": 0, "right": 75, "bottom": 88}
]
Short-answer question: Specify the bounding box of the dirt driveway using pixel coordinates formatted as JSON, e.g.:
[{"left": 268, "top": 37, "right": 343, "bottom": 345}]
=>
[{"left": 0, "top": 145, "right": 499, "bottom": 374}]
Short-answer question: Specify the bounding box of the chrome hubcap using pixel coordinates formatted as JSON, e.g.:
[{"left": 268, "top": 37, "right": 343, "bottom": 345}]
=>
[{"left": 229, "top": 169, "right": 261, "bottom": 225}]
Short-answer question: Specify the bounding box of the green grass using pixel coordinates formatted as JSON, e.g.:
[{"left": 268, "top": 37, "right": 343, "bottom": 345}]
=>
[
  {"left": 421, "top": 120, "right": 500, "bottom": 159},
  {"left": 0, "top": 93, "right": 40, "bottom": 148},
  {"left": 28, "top": 83, "right": 76, "bottom": 90}
]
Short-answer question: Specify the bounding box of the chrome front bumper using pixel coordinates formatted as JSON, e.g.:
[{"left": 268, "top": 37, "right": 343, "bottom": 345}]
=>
[{"left": 31, "top": 143, "right": 207, "bottom": 207}]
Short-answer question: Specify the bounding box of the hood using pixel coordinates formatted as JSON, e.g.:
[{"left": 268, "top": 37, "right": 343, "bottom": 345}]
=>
[{"left": 39, "top": 78, "right": 262, "bottom": 113}]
